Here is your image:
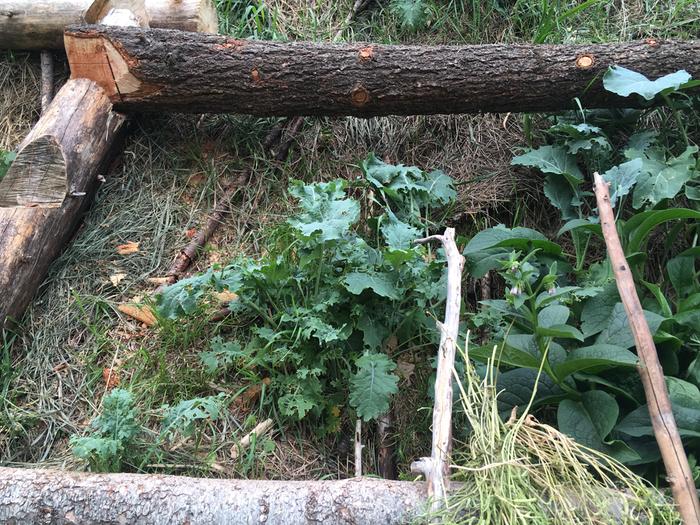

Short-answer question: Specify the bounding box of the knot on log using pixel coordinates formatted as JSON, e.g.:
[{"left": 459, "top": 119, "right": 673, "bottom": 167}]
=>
[{"left": 351, "top": 84, "right": 371, "bottom": 107}]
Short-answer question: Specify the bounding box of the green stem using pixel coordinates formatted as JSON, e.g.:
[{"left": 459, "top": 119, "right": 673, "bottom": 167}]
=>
[{"left": 663, "top": 94, "right": 689, "bottom": 148}]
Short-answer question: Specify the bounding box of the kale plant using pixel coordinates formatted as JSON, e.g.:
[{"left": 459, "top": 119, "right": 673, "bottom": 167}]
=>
[{"left": 157, "top": 154, "right": 456, "bottom": 424}]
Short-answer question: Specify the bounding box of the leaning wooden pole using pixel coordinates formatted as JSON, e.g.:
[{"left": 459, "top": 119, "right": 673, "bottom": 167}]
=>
[
  {"left": 411, "top": 228, "right": 464, "bottom": 512},
  {"left": 0, "top": 0, "right": 218, "bottom": 49},
  {"left": 593, "top": 172, "right": 700, "bottom": 524},
  {"left": 63, "top": 28, "right": 699, "bottom": 116}
]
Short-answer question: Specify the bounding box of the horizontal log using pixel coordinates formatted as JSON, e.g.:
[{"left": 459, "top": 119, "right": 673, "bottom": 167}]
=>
[
  {"left": 64, "top": 27, "right": 699, "bottom": 116},
  {"left": 0, "top": 0, "right": 217, "bottom": 49},
  {"left": 0, "top": 78, "right": 127, "bottom": 328},
  {"left": 0, "top": 467, "right": 427, "bottom": 524}
]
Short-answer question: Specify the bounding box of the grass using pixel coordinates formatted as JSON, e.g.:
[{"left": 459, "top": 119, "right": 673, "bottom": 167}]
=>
[
  {"left": 433, "top": 343, "right": 680, "bottom": 524},
  {"left": 0, "top": 1, "right": 697, "bottom": 516}
]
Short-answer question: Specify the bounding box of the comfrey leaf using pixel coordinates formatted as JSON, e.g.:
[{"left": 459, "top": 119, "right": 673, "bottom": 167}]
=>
[
  {"left": 287, "top": 179, "right": 360, "bottom": 241},
  {"left": 603, "top": 66, "right": 691, "bottom": 100},
  {"left": 350, "top": 352, "right": 399, "bottom": 421}
]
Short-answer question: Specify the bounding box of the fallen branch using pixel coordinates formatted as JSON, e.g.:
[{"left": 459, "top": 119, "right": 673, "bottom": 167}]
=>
[
  {"left": 411, "top": 228, "right": 465, "bottom": 512},
  {"left": 593, "top": 172, "right": 700, "bottom": 524},
  {"left": 165, "top": 173, "right": 248, "bottom": 284}
]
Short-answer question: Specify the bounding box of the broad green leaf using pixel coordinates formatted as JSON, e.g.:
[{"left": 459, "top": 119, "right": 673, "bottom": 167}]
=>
[
  {"left": 538, "top": 304, "right": 570, "bottom": 328},
  {"left": 557, "top": 218, "right": 601, "bottom": 238},
  {"left": 553, "top": 344, "right": 638, "bottom": 379},
  {"left": 631, "top": 146, "right": 698, "bottom": 208},
  {"left": 496, "top": 368, "right": 564, "bottom": 418},
  {"left": 469, "top": 335, "right": 542, "bottom": 370},
  {"left": 381, "top": 211, "right": 421, "bottom": 250},
  {"left": 536, "top": 324, "right": 584, "bottom": 340},
  {"left": 595, "top": 303, "right": 665, "bottom": 348},
  {"left": 544, "top": 174, "right": 576, "bottom": 220},
  {"left": 666, "top": 377, "right": 700, "bottom": 408},
  {"left": 161, "top": 394, "right": 226, "bottom": 439},
  {"left": 603, "top": 66, "right": 691, "bottom": 100},
  {"left": 558, "top": 392, "right": 639, "bottom": 462},
  {"left": 464, "top": 225, "right": 563, "bottom": 257},
  {"left": 344, "top": 271, "right": 400, "bottom": 300},
  {"left": 641, "top": 280, "right": 673, "bottom": 318},
  {"left": 625, "top": 208, "right": 700, "bottom": 254},
  {"left": 350, "top": 353, "right": 399, "bottom": 421},
  {"left": 535, "top": 286, "right": 583, "bottom": 308},
  {"left": 356, "top": 311, "right": 390, "bottom": 350},
  {"left": 512, "top": 145, "right": 583, "bottom": 183},
  {"left": 686, "top": 184, "right": 700, "bottom": 201},
  {"left": 391, "top": 0, "right": 429, "bottom": 31},
  {"left": 617, "top": 404, "right": 700, "bottom": 438},
  {"left": 602, "top": 158, "right": 643, "bottom": 207},
  {"left": 687, "top": 357, "right": 700, "bottom": 389},
  {"left": 156, "top": 270, "right": 213, "bottom": 319},
  {"left": 288, "top": 179, "right": 360, "bottom": 241},
  {"left": 418, "top": 169, "right": 457, "bottom": 205},
  {"left": 667, "top": 255, "right": 697, "bottom": 299}
]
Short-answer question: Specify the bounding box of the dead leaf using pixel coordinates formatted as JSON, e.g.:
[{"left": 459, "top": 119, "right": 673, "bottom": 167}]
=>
[
  {"left": 396, "top": 359, "right": 415, "bottom": 383},
  {"left": 116, "top": 241, "right": 139, "bottom": 255},
  {"left": 232, "top": 378, "right": 271, "bottom": 410},
  {"left": 384, "top": 335, "right": 398, "bottom": 354},
  {"left": 118, "top": 303, "right": 157, "bottom": 327},
  {"left": 185, "top": 228, "right": 197, "bottom": 239},
  {"left": 213, "top": 290, "right": 239, "bottom": 304},
  {"left": 102, "top": 367, "right": 120, "bottom": 389},
  {"left": 109, "top": 273, "right": 126, "bottom": 287}
]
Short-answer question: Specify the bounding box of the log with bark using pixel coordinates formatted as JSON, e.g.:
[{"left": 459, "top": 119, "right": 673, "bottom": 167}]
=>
[
  {"left": 63, "top": 27, "right": 699, "bottom": 116},
  {"left": 0, "top": 0, "right": 218, "bottom": 49},
  {"left": 0, "top": 78, "right": 127, "bottom": 328},
  {"left": 0, "top": 467, "right": 428, "bottom": 524}
]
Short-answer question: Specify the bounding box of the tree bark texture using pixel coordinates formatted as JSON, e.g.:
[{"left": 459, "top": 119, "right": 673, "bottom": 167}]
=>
[
  {"left": 0, "top": 467, "right": 428, "bottom": 524},
  {"left": 0, "top": 0, "right": 217, "bottom": 49},
  {"left": 63, "top": 27, "right": 699, "bottom": 117},
  {"left": 0, "top": 78, "right": 127, "bottom": 329}
]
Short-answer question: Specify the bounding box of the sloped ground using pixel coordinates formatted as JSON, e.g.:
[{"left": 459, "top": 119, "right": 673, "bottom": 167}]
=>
[{"left": 1, "top": 0, "right": 698, "bottom": 479}]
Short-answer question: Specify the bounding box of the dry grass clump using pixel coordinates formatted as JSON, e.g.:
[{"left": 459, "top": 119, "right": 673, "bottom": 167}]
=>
[
  {"left": 0, "top": 52, "right": 40, "bottom": 151},
  {"left": 432, "top": 344, "right": 680, "bottom": 525}
]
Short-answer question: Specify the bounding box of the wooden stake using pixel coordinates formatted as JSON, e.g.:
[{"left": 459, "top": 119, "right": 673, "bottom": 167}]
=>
[
  {"left": 593, "top": 172, "right": 700, "bottom": 524},
  {"left": 355, "top": 419, "right": 363, "bottom": 477},
  {"left": 411, "top": 228, "right": 464, "bottom": 512}
]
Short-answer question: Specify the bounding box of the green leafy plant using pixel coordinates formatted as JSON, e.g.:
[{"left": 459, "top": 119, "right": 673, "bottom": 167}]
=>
[
  {"left": 70, "top": 389, "right": 140, "bottom": 472},
  {"left": 473, "top": 67, "right": 700, "bottom": 473},
  {"left": 157, "top": 154, "right": 456, "bottom": 425},
  {"left": 0, "top": 149, "right": 15, "bottom": 181},
  {"left": 390, "top": 0, "right": 432, "bottom": 32}
]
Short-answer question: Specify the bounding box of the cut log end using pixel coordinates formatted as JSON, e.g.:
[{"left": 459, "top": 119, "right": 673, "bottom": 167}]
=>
[{"left": 0, "top": 136, "right": 66, "bottom": 208}]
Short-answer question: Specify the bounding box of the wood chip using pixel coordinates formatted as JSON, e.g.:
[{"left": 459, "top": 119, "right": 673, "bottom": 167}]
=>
[
  {"left": 117, "top": 303, "right": 157, "bottom": 326},
  {"left": 147, "top": 277, "right": 171, "bottom": 285},
  {"left": 116, "top": 241, "right": 139, "bottom": 255},
  {"left": 230, "top": 418, "right": 274, "bottom": 460}
]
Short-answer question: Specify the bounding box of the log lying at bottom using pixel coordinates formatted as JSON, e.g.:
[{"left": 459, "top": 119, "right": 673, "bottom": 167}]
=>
[
  {"left": 63, "top": 27, "right": 699, "bottom": 117},
  {"left": 0, "top": 467, "right": 428, "bottom": 524},
  {"left": 0, "top": 78, "right": 127, "bottom": 329}
]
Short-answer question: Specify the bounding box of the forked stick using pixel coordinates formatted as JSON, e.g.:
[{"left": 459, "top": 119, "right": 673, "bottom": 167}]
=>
[
  {"left": 410, "top": 228, "right": 464, "bottom": 512},
  {"left": 593, "top": 172, "right": 700, "bottom": 524}
]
